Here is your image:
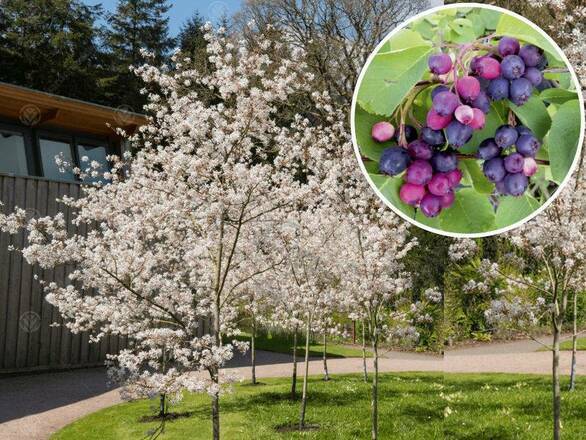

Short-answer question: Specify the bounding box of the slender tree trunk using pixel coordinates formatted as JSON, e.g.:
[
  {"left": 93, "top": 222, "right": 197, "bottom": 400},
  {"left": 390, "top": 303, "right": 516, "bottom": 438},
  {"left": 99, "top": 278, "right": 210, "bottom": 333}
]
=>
[
  {"left": 553, "top": 319, "right": 561, "bottom": 440},
  {"left": 299, "top": 317, "right": 311, "bottom": 429},
  {"left": 211, "top": 218, "right": 224, "bottom": 440},
  {"left": 291, "top": 327, "right": 298, "bottom": 399},
  {"left": 159, "top": 393, "right": 166, "bottom": 418},
  {"left": 371, "top": 325, "right": 379, "bottom": 440},
  {"left": 322, "top": 332, "right": 330, "bottom": 381},
  {"left": 362, "top": 319, "right": 368, "bottom": 382},
  {"left": 569, "top": 292, "right": 578, "bottom": 391},
  {"left": 251, "top": 316, "right": 257, "bottom": 385}
]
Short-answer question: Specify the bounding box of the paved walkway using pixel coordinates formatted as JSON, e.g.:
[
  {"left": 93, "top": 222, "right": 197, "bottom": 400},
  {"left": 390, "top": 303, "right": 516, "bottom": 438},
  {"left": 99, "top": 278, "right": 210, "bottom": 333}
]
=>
[{"left": 0, "top": 336, "right": 584, "bottom": 440}]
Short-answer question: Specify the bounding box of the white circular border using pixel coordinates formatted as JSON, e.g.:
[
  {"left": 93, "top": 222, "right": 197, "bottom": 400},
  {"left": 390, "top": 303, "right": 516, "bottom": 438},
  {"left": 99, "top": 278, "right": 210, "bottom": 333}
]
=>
[{"left": 350, "top": 2, "right": 585, "bottom": 239}]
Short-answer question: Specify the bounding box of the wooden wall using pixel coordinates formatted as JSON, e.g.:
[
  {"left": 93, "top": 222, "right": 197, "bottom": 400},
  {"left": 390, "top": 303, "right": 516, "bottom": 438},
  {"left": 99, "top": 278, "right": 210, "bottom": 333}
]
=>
[{"left": 0, "top": 174, "right": 126, "bottom": 373}]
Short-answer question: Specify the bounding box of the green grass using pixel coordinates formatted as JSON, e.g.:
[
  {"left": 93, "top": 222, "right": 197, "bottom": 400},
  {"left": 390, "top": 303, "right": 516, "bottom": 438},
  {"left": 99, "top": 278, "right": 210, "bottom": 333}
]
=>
[
  {"left": 559, "top": 337, "right": 586, "bottom": 351},
  {"left": 53, "top": 373, "right": 586, "bottom": 440},
  {"left": 231, "top": 332, "right": 370, "bottom": 358}
]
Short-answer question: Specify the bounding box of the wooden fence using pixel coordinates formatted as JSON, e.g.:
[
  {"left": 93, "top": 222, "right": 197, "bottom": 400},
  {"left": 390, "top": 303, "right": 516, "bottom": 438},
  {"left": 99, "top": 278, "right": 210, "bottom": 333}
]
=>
[{"left": 0, "top": 174, "right": 126, "bottom": 373}]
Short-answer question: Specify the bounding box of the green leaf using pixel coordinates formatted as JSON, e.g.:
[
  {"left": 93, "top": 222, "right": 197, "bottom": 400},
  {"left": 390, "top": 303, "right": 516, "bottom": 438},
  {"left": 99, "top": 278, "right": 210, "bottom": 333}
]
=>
[
  {"left": 368, "top": 174, "right": 415, "bottom": 218},
  {"left": 439, "top": 189, "right": 496, "bottom": 233},
  {"left": 357, "top": 45, "right": 433, "bottom": 117},
  {"left": 386, "top": 29, "right": 431, "bottom": 51},
  {"left": 461, "top": 101, "right": 506, "bottom": 154},
  {"left": 415, "top": 210, "right": 441, "bottom": 229},
  {"left": 540, "top": 88, "right": 579, "bottom": 105},
  {"left": 495, "top": 14, "right": 562, "bottom": 62},
  {"left": 477, "top": 8, "right": 500, "bottom": 30},
  {"left": 409, "top": 18, "right": 435, "bottom": 41},
  {"left": 547, "top": 100, "right": 582, "bottom": 183},
  {"left": 495, "top": 195, "right": 541, "bottom": 229},
  {"left": 364, "top": 161, "right": 380, "bottom": 175},
  {"left": 461, "top": 159, "right": 494, "bottom": 194},
  {"left": 354, "top": 104, "right": 394, "bottom": 162},
  {"left": 509, "top": 96, "right": 551, "bottom": 140}
]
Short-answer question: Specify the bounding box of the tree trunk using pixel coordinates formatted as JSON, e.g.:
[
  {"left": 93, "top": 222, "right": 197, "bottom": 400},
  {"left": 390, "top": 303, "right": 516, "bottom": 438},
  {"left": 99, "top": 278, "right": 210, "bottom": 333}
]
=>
[
  {"left": 211, "top": 218, "right": 223, "bottom": 440},
  {"left": 251, "top": 316, "right": 257, "bottom": 385},
  {"left": 299, "top": 318, "right": 311, "bottom": 429},
  {"left": 322, "top": 332, "right": 330, "bottom": 381},
  {"left": 553, "top": 320, "right": 561, "bottom": 440},
  {"left": 291, "top": 327, "right": 298, "bottom": 399},
  {"left": 362, "top": 319, "right": 368, "bottom": 382},
  {"left": 371, "top": 326, "right": 379, "bottom": 440},
  {"left": 159, "top": 393, "right": 166, "bottom": 418},
  {"left": 569, "top": 292, "right": 578, "bottom": 391}
]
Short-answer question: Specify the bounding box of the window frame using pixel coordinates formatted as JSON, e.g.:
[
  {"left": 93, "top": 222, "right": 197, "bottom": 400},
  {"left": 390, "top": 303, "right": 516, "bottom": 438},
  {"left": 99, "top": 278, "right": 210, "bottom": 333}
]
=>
[{"left": 0, "top": 121, "right": 36, "bottom": 176}]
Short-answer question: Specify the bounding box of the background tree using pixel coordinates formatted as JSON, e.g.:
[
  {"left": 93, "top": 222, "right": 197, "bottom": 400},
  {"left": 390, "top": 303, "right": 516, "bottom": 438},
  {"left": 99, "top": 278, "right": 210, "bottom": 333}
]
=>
[{"left": 177, "top": 12, "right": 209, "bottom": 65}]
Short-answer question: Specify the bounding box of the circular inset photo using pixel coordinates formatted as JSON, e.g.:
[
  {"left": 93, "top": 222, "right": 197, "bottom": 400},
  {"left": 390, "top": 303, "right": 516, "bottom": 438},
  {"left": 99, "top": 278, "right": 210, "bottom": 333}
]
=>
[{"left": 351, "top": 3, "right": 584, "bottom": 237}]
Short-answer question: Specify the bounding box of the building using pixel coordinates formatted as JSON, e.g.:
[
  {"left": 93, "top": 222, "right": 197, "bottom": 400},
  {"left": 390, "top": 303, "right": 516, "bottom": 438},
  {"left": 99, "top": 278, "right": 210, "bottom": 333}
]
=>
[{"left": 0, "top": 82, "right": 146, "bottom": 373}]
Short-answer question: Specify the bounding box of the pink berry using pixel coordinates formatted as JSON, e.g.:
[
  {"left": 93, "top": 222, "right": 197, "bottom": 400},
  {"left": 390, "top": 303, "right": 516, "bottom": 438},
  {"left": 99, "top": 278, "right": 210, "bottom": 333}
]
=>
[
  {"left": 440, "top": 191, "right": 455, "bottom": 209},
  {"left": 420, "top": 194, "right": 442, "bottom": 218},
  {"left": 428, "top": 173, "right": 451, "bottom": 196},
  {"left": 405, "top": 160, "right": 433, "bottom": 185},
  {"left": 523, "top": 157, "right": 538, "bottom": 177},
  {"left": 428, "top": 53, "right": 453, "bottom": 75},
  {"left": 455, "top": 105, "right": 474, "bottom": 125},
  {"left": 399, "top": 183, "right": 426, "bottom": 206},
  {"left": 468, "top": 108, "right": 486, "bottom": 130},
  {"left": 475, "top": 57, "right": 501, "bottom": 80},
  {"left": 426, "top": 108, "right": 452, "bottom": 130},
  {"left": 456, "top": 76, "right": 481, "bottom": 101},
  {"left": 445, "top": 169, "right": 463, "bottom": 188},
  {"left": 371, "top": 121, "right": 395, "bottom": 142}
]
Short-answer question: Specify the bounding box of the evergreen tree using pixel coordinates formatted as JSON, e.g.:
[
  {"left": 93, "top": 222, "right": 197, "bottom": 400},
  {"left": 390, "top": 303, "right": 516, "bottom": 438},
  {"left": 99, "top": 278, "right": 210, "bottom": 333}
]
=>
[
  {"left": 178, "top": 13, "right": 207, "bottom": 57},
  {"left": 0, "top": 0, "right": 107, "bottom": 103},
  {"left": 104, "top": 0, "right": 175, "bottom": 111}
]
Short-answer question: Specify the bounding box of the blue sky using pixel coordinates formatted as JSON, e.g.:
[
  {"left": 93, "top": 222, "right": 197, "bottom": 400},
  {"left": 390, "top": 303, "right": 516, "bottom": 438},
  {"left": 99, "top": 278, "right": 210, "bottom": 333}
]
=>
[{"left": 83, "top": 0, "right": 244, "bottom": 36}]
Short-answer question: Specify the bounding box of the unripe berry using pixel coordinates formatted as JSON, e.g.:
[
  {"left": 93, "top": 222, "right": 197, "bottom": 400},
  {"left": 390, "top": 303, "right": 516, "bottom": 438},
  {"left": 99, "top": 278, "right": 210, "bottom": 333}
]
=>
[
  {"left": 446, "top": 120, "right": 473, "bottom": 148},
  {"left": 524, "top": 67, "right": 543, "bottom": 86},
  {"left": 519, "top": 44, "right": 543, "bottom": 67},
  {"left": 456, "top": 76, "right": 481, "bottom": 101},
  {"left": 406, "top": 160, "right": 433, "bottom": 185},
  {"left": 428, "top": 173, "right": 451, "bottom": 196},
  {"left": 445, "top": 169, "right": 463, "bottom": 188},
  {"left": 516, "top": 134, "right": 541, "bottom": 157},
  {"left": 431, "top": 151, "right": 458, "bottom": 173},
  {"left": 420, "top": 194, "right": 443, "bottom": 217},
  {"left": 477, "top": 138, "right": 500, "bottom": 160},
  {"left": 454, "top": 105, "right": 474, "bottom": 125},
  {"left": 475, "top": 57, "right": 501, "bottom": 80},
  {"left": 371, "top": 121, "right": 395, "bottom": 142},
  {"left": 379, "top": 147, "right": 411, "bottom": 176},
  {"left": 469, "top": 108, "right": 486, "bottom": 130},
  {"left": 495, "top": 125, "right": 518, "bottom": 149},
  {"left": 421, "top": 127, "right": 446, "bottom": 146},
  {"left": 433, "top": 91, "right": 459, "bottom": 116},
  {"left": 510, "top": 78, "right": 533, "bottom": 106},
  {"left": 498, "top": 37, "right": 520, "bottom": 57},
  {"left": 483, "top": 157, "right": 507, "bottom": 183},
  {"left": 400, "top": 183, "right": 426, "bottom": 206},
  {"left": 428, "top": 53, "right": 453, "bottom": 74},
  {"left": 504, "top": 153, "right": 525, "bottom": 173},
  {"left": 426, "top": 108, "right": 452, "bottom": 130},
  {"left": 523, "top": 157, "right": 538, "bottom": 177},
  {"left": 501, "top": 55, "right": 526, "bottom": 80},
  {"left": 487, "top": 77, "right": 510, "bottom": 100},
  {"left": 471, "top": 90, "right": 491, "bottom": 114},
  {"left": 407, "top": 140, "right": 433, "bottom": 160},
  {"left": 440, "top": 191, "right": 455, "bottom": 209},
  {"left": 503, "top": 173, "right": 529, "bottom": 196}
]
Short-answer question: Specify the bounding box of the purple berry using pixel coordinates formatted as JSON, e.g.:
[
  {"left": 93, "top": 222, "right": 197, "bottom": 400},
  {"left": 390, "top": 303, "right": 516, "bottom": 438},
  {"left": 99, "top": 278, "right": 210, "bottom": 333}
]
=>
[
  {"left": 498, "top": 37, "right": 520, "bottom": 57},
  {"left": 431, "top": 151, "right": 458, "bottom": 173},
  {"left": 433, "top": 91, "right": 459, "bottom": 116},
  {"left": 504, "top": 173, "right": 529, "bottom": 196},
  {"left": 477, "top": 138, "right": 500, "bottom": 160},
  {"left": 426, "top": 108, "right": 453, "bottom": 130},
  {"left": 431, "top": 85, "right": 450, "bottom": 100},
  {"left": 524, "top": 67, "right": 543, "bottom": 86},
  {"left": 516, "top": 134, "right": 541, "bottom": 157},
  {"left": 371, "top": 121, "right": 395, "bottom": 142},
  {"left": 471, "top": 90, "right": 491, "bottom": 114},
  {"left": 536, "top": 79, "right": 554, "bottom": 92},
  {"left": 420, "top": 194, "right": 443, "bottom": 217},
  {"left": 495, "top": 125, "right": 519, "bottom": 149},
  {"left": 379, "top": 147, "right": 411, "bottom": 176},
  {"left": 456, "top": 76, "right": 481, "bottom": 101},
  {"left": 446, "top": 120, "right": 473, "bottom": 148},
  {"left": 510, "top": 78, "right": 533, "bottom": 106},
  {"left": 501, "top": 55, "right": 526, "bottom": 80},
  {"left": 440, "top": 191, "right": 455, "bottom": 209},
  {"left": 483, "top": 157, "right": 507, "bottom": 183},
  {"left": 446, "top": 169, "right": 463, "bottom": 188},
  {"left": 400, "top": 183, "right": 426, "bottom": 206},
  {"left": 504, "top": 153, "right": 525, "bottom": 173},
  {"left": 519, "top": 45, "right": 543, "bottom": 67},
  {"left": 523, "top": 157, "right": 538, "bottom": 177},
  {"left": 496, "top": 179, "right": 508, "bottom": 195},
  {"left": 421, "top": 127, "right": 446, "bottom": 146},
  {"left": 406, "top": 160, "right": 433, "bottom": 185},
  {"left": 487, "top": 77, "right": 510, "bottom": 100},
  {"left": 428, "top": 173, "right": 451, "bottom": 196},
  {"left": 516, "top": 126, "right": 533, "bottom": 137},
  {"left": 536, "top": 56, "right": 548, "bottom": 71},
  {"left": 407, "top": 140, "right": 433, "bottom": 160},
  {"left": 428, "top": 53, "right": 453, "bottom": 75},
  {"left": 474, "top": 57, "right": 501, "bottom": 80},
  {"left": 395, "top": 125, "right": 418, "bottom": 143}
]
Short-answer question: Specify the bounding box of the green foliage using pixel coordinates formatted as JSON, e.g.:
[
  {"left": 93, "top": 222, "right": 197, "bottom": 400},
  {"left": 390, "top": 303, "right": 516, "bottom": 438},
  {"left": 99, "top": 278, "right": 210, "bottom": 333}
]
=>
[{"left": 547, "top": 100, "right": 582, "bottom": 183}]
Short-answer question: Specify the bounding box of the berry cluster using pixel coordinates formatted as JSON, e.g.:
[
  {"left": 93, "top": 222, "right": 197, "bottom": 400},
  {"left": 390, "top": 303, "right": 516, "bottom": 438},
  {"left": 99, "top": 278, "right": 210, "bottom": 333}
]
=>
[{"left": 479, "top": 125, "right": 540, "bottom": 196}]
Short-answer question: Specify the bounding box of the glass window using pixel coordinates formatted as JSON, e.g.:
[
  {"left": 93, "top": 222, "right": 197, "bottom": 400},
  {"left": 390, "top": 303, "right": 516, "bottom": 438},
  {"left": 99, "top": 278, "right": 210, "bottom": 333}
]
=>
[
  {"left": 39, "top": 137, "right": 76, "bottom": 181},
  {"left": 76, "top": 143, "right": 110, "bottom": 183},
  {"left": 0, "top": 130, "right": 28, "bottom": 176}
]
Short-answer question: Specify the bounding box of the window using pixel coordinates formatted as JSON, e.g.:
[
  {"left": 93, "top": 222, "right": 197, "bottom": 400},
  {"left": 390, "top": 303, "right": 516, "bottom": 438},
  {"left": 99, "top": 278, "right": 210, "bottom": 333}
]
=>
[
  {"left": 0, "top": 130, "right": 28, "bottom": 176},
  {"left": 76, "top": 143, "right": 110, "bottom": 183},
  {"left": 39, "top": 137, "right": 76, "bottom": 182}
]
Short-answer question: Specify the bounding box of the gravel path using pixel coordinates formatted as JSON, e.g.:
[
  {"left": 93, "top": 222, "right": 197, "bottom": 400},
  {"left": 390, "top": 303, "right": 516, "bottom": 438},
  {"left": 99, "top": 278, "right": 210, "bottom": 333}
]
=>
[{"left": 1, "top": 339, "right": 583, "bottom": 440}]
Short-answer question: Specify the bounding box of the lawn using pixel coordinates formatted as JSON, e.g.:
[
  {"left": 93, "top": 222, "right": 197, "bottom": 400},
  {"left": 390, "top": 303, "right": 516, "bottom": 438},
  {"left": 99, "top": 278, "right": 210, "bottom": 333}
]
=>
[
  {"left": 230, "top": 332, "right": 370, "bottom": 358},
  {"left": 52, "top": 373, "right": 586, "bottom": 440},
  {"left": 559, "top": 337, "right": 586, "bottom": 351}
]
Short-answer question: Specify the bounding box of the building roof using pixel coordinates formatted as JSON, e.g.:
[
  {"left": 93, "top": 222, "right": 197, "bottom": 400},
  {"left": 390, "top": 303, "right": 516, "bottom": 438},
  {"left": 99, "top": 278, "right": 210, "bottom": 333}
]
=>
[{"left": 0, "top": 82, "right": 147, "bottom": 137}]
